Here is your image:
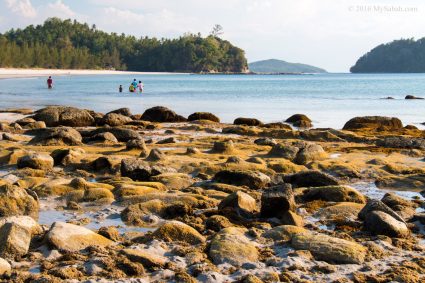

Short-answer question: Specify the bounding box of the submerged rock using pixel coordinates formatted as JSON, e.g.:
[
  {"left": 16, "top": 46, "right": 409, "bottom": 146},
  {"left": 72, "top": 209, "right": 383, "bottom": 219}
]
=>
[
  {"left": 209, "top": 227, "right": 258, "bottom": 266},
  {"left": 188, "top": 112, "right": 220, "bottom": 123},
  {"left": 17, "top": 153, "right": 54, "bottom": 170},
  {"left": 151, "top": 221, "right": 205, "bottom": 244},
  {"left": 342, "top": 116, "right": 403, "bottom": 131},
  {"left": 141, "top": 106, "right": 187, "bottom": 122},
  {"left": 213, "top": 170, "right": 270, "bottom": 190},
  {"left": 291, "top": 232, "right": 367, "bottom": 264},
  {"left": 33, "top": 106, "right": 95, "bottom": 127},
  {"left": 47, "top": 222, "right": 113, "bottom": 252}
]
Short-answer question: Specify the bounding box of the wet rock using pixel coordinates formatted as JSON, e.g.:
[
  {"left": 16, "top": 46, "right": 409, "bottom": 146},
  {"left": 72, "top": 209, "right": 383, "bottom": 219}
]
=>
[
  {"left": 121, "top": 249, "right": 167, "bottom": 269},
  {"left": 281, "top": 211, "right": 304, "bottom": 227},
  {"left": 261, "top": 184, "right": 295, "bottom": 218},
  {"left": 24, "top": 121, "right": 46, "bottom": 130},
  {"left": 29, "top": 127, "right": 83, "bottom": 146},
  {"left": 157, "top": 137, "right": 176, "bottom": 144},
  {"left": 121, "top": 158, "right": 170, "bottom": 181},
  {"left": 315, "top": 202, "right": 365, "bottom": 220},
  {"left": 15, "top": 117, "right": 36, "bottom": 126},
  {"left": 218, "top": 191, "right": 258, "bottom": 219},
  {"left": 52, "top": 148, "right": 85, "bottom": 167},
  {"left": 294, "top": 143, "right": 327, "bottom": 165},
  {"left": 263, "top": 225, "right": 306, "bottom": 241},
  {"left": 302, "top": 186, "right": 366, "bottom": 204},
  {"left": 85, "top": 132, "right": 119, "bottom": 144},
  {"left": 209, "top": 227, "right": 258, "bottom": 266},
  {"left": 0, "top": 216, "right": 41, "bottom": 235},
  {"left": 211, "top": 140, "right": 235, "bottom": 154},
  {"left": 254, "top": 137, "right": 277, "bottom": 146},
  {"left": 107, "top": 107, "right": 132, "bottom": 117},
  {"left": 47, "top": 222, "right": 114, "bottom": 252},
  {"left": 364, "top": 210, "right": 410, "bottom": 237},
  {"left": 205, "top": 215, "right": 233, "bottom": 232},
  {"left": 283, "top": 171, "right": 340, "bottom": 188},
  {"left": 101, "top": 113, "right": 132, "bottom": 126},
  {"left": 141, "top": 106, "right": 187, "bottom": 122},
  {"left": 291, "top": 232, "right": 367, "bottom": 264},
  {"left": 286, "top": 114, "right": 313, "bottom": 128},
  {"left": 188, "top": 112, "right": 220, "bottom": 123},
  {"left": 146, "top": 148, "right": 166, "bottom": 161},
  {"left": 233, "top": 117, "right": 263, "bottom": 126},
  {"left": 88, "top": 127, "right": 142, "bottom": 142},
  {"left": 121, "top": 200, "right": 165, "bottom": 226},
  {"left": 152, "top": 221, "right": 205, "bottom": 244},
  {"left": 268, "top": 144, "right": 299, "bottom": 159},
  {"left": 17, "top": 153, "right": 54, "bottom": 170},
  {"left": 261, "top": 122, "right": 292, "bottom": 130},
  {"left": 186, "top": 147, "right": 201, "bottom": 154},
  {"left": 33, "top": 106, "right": 95, "bottom": 127},
  {"left": 358, "top": 199, "right": 405, "bottom": 223},
  {"left": 150, "top": 173, "right": 193, "bottom": 190},
  {"left": 0, "top": 222, "right": 31, "bottom": 259},
  {"left": 405, "top": 95, "right": 424, "bottom": 99},
  {"left": 376, "top": 136, "right": 425, "bottom": 150},
  {"left": 0, "top": 184, "right": 39, "bottom": 219},
  {"left": 126, "top": 139, "right": 148, "bottom": 155},
  {"left": 97, "top": 226, "right": 120, "bottom": 241},
  {"left": 381, "top": 193, "right": 418, "bottom": 220},
  {"left": 342, "top": 116, "right": 403, "bottom": 131},
  {"left": 0, "top": 258, "right": 11, "bottom": 276},
  {"left": 213, "top": 170, "right": 270, "bottom": 190}
]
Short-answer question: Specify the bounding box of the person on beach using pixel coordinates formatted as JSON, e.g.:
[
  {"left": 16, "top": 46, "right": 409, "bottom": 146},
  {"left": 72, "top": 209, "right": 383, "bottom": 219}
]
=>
[
  {"left": 47, "top": 76, "right": 53, "bottom": 89},
  {"left": 129, "top": 84, "right": 135, "bottom": 92},
  {"left": 137, "top": 81, "right": 144, "bottom": 93},
  {"left": 131, "top": 79, "right": 138, "bottom": 89},
  {"left": 119, "top": 85, "right": 123, "bottom": 93}
]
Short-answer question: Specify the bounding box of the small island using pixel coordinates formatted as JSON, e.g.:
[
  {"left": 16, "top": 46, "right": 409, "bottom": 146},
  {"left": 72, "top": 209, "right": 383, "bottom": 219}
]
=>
[{"left": 249, "top": 59, "right": 327, "bottom": 74}]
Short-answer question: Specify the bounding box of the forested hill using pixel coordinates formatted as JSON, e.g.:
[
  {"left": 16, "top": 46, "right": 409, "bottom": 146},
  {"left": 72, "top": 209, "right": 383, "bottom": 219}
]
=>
[
  {"left": 249, "top": 59, "right": 326, "bottom": 73},
  {"left": 350, "top": 38, "right": 425, "bottom": 73},
  {"left": 0, "top": 18, "right": 248, "bottom": 73}
]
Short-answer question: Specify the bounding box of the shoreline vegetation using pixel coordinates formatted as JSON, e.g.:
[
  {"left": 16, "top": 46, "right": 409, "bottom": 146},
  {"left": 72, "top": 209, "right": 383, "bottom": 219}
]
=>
[{"left": 0, "top": 105, "right": 424, "bottom": 281}]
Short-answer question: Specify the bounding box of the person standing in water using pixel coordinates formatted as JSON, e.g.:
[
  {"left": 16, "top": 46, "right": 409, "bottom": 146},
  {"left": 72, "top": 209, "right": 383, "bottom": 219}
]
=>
[
  {"left": 137, "top": 81, "right": 144, "bottom": 93},
  {"left": 119, "top": 85, "right": 123, "bottom": 93},
  {"left": 131, "top": 79, "right": 138, "bottom": 90},
  {"left": 47, "top": 76, "right": 53, "bottom": 89}
]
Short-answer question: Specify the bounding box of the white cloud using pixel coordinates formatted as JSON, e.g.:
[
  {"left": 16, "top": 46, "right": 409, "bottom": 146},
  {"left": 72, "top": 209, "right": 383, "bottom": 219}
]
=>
[
  {"left": 46, "top": 0, "right": 75, "bottom": 18},
  {"left": 5, "top": 0, "right": 37, "bottom": 18}
]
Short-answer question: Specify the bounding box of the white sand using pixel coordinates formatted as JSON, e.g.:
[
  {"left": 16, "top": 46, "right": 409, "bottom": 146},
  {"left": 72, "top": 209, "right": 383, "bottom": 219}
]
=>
[
  {"left": 0, "top": 113, "right": 26, "bottom": 122},
  {"left": 0, "top": 68, "right": 184, "bottom": 79}
]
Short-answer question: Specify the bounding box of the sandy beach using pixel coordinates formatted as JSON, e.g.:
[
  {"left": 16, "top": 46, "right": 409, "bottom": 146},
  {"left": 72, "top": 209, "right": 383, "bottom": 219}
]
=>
[{"left": 0, "top": 68, "right": 183, "bottom": 79}]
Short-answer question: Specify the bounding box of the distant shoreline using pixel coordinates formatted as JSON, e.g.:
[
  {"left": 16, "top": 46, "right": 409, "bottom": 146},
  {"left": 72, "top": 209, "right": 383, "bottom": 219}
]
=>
[{"left": 0, "top": 68, "right": 188, "bottom": 79}]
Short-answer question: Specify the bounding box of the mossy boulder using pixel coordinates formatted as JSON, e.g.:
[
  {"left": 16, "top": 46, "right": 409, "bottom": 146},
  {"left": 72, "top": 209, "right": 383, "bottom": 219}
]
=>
[
  {"left": 0, "top": 184, "right": 39, "bottom": 219},
  {"left": 188, "top": 112, "right": 220, "bottom": 123},
  {"left": 33, "top": 106, "right": 95, "bottom": 127},
  {"left": 302, "top": 186, "right": 366, "bottom": 204},
  {"left": 28, "top": 127, "right": 83, "bottom": 146},
  {"left": 213, "top": 170, "right": 270, "bottom": 190},
  {"left": 151, "top": 221, "right": 205, "bottom": 244},
  {"left": 263, "top": 225, "right": 307, "bottom": 241},
  {"left": 141, "top": 106, "right": 186, "bottom": 122},
  {"left": 343, "top": 116, "right": 403, "bottom": 131},
  {"left": 17, "top": 153, "right": 54, "bottom": 170}
]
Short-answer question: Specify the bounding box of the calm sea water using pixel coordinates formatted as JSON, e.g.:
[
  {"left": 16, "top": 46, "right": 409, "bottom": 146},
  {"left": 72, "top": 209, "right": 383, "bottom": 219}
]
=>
[{"left": 1, "top": 73, "right": 424, "bottom": 129}]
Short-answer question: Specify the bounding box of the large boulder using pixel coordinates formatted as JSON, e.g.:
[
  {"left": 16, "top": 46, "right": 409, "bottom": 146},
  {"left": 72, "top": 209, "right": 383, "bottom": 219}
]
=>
[
  {"left": 261, "top": 184, "right": 295, "bottom": 218},
  {"left": 294, "top": 143, "right": 327, "bottom": 165},
  {"left": 33, "top": 106, "right": 95, "bottom": 127},
  {"left": 0, "top": 216, "right": 42, "bottom": 235},
  {"left": 268, "top": 144, "right": 299, "bottom": 159},
  {"left": 343, "top": 116, "right": 403, "bottom": 131},
  {"left": 151, "top": 221, "right": 205, "bottom": 244},
  {"left": 50, "top": 148, "right": 85, "bottom": 166},
  {"left": 211, "top": 140, "right": 235, "bottom": 154},
  {"left": 286, "top": 114, "right": 312, "bottom": 128},
  {"left": 188, "top": 112, "right": 220, "bottom": 123},
  {"left": 28, "top": 127, "right": 82, "bottom": 146},
  {"left": 121, "top": 159, "right": 170, "bottom": 181},
  {"left": 213, "top": 170, "right": 270, "bottom": 190},
  {"left": 101, "top": 113, "right": 133, "bottom": 126},
  {"left": 291, "top": 232, "right": 367, "bottom": 264},
  {"left": 47, "top": 222, "right": 113, "bottom": 252},
  {"left": 87, "top": 128, "right": 142, "bottom": 142},
  {"left": 358, "top": 199, "right": 405, "bottom": 224},
  {"left": 0, "top": 222, "right": 32, "bottom": 259},
  {"left": 17, "top": 153, "right": 54, "bottom": 170},
  {"left": 381, "top": 193, "right": 418, "bottom": 220},
  {"left": 233, "top": 117, "right": 263, "bottom": 126},
  {"left": 302, "top": 186, "right": 366, "bottom": 204},
  {"left": 141, "top": 106, "right": 186, "bottom": 122},
  {"left": 209, "top": 227, "right": 258, "bottom": 266},
  {"left": 0, "top": 184, "right": 39, "bottom": 219},
  {"left": 283, "top": 171, "right": 339, "bottom": 188},
  {"left": 107, "top": 107, "right": 132, "bottom": 117},
  {"left": 218, "top": 191, "right": 258, "bottom": 219},
  {"left": 363, "top": 210, "right": 410, "bottom": 238},
  {"left": 84, "top": 132, "right": 119, "bottom": 145}
]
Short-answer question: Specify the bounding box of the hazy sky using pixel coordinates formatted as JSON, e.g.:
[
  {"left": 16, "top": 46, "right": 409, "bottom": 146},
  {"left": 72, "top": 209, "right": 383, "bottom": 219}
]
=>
[{"left": 1, "top": 0, "right": 424, "bottom": 72}]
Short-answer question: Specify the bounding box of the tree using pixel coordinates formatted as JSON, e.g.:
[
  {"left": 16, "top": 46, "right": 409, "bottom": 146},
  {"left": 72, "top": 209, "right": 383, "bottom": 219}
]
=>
[{"left": 210, "top": 24, "right": 223, "bottom": 37}]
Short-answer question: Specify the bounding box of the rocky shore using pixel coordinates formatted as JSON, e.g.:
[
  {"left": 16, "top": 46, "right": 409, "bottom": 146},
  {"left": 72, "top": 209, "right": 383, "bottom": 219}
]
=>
[{"left": 0, "top": 105, "right": 424, "bottom": 283}]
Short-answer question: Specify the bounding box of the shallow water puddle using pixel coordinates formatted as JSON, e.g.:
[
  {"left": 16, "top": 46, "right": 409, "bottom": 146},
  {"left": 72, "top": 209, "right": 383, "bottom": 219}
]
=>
[{"left": 352, "top": 182, "right": 424, "bottom": 201}]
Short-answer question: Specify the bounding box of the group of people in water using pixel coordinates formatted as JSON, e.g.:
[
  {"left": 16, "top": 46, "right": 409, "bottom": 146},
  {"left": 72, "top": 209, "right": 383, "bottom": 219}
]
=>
[
  {"left": 119, "top": 79, "right": 144, "bottom": 93},
  {"left": 47, "top": 76, "right": 144, "bottom": 94}
]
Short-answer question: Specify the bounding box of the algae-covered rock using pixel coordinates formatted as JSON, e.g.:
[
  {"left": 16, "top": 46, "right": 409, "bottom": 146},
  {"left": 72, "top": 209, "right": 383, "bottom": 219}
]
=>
[
  {"left": 343, "top": 116, "right": 403, "bottom": 131},
  {"left": 29, "top": 127, "right": 83, "bottom": 146},
  {"left": 152, "top": 221, "right": 205, "bottom": 244},
  {"left": 188, "top": 112, "right": 220, "bottom": 123},
  {"left": 263, "top": 225, "right": 306, "bottom": 241},
  {"left": 0, "top": 184, "right": 39, "bottom": 219},
  {"left": 17, "top": 152, "right": 54, "bottom": 170},
  {"left": 209, "top": 227, "right": 258, "bottom": 266},
  {"left": 364, "top": 210, "right": 410, "bottom": 238},
  {"left": 213, "top": 170, "right": 270, "bottom": 190},
  {"left": 33, "top": 106, "right": 95, "bottom": 127},
  {"left": 294, "top": 143, "right": 327, "bottom": 165},
  {"left": 284, "top": 171, "right": 339, "bottom": 188},
  {"left": 302, "top": 186, "right": 366, "bottom": 204},
  {"left": 218, "top": 191, "right": 257, "bottom": 219},
  {"left": 268, "top": 144, "right": 299, "bottom": 159},
  {"left": 261, "top": 184, "right": 295, "bottom": 218},
  {"left": 315, "top": 202, "right": 365, "bottom": 220},
  {"left": 0, "top": 222, "right": 32, "bottom": 259},
  {"left": 291, "top": 232, "right": 367, "bottom": 264},
  {"left": 47, "top": 222, "right": 114, "bottom": 252},
  {"left": 121, "top": 249, "right": 168, "bottom": 269}
]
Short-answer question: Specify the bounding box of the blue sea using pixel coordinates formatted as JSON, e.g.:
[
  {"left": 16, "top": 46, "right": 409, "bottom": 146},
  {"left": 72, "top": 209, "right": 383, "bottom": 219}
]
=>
[{"left": 1, "top": 73, "right": 425, "bottom": 129}]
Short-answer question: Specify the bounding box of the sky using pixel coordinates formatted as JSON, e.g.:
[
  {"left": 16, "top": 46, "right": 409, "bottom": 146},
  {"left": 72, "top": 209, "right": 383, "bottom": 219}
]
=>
[{"left": 0, "top": 0, "right": 424, "bottom": 72}]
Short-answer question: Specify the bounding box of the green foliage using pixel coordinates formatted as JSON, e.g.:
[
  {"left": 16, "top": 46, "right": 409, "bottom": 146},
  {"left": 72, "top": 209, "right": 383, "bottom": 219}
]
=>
[
  {"left": 350, "top": 38, "right": 425, "bottom": 73},
  {"left": 0, "top": 18, "right": 247, "bottom": 72}
]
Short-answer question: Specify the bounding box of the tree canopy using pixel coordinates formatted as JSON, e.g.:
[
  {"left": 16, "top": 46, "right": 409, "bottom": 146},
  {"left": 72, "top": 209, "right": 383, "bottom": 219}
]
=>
[
  {"left": 0, "top": 18, "right": 248, "bottom": 73},
  {"left": 350, "top": 38, "right": 425, "bottom": 73}
]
